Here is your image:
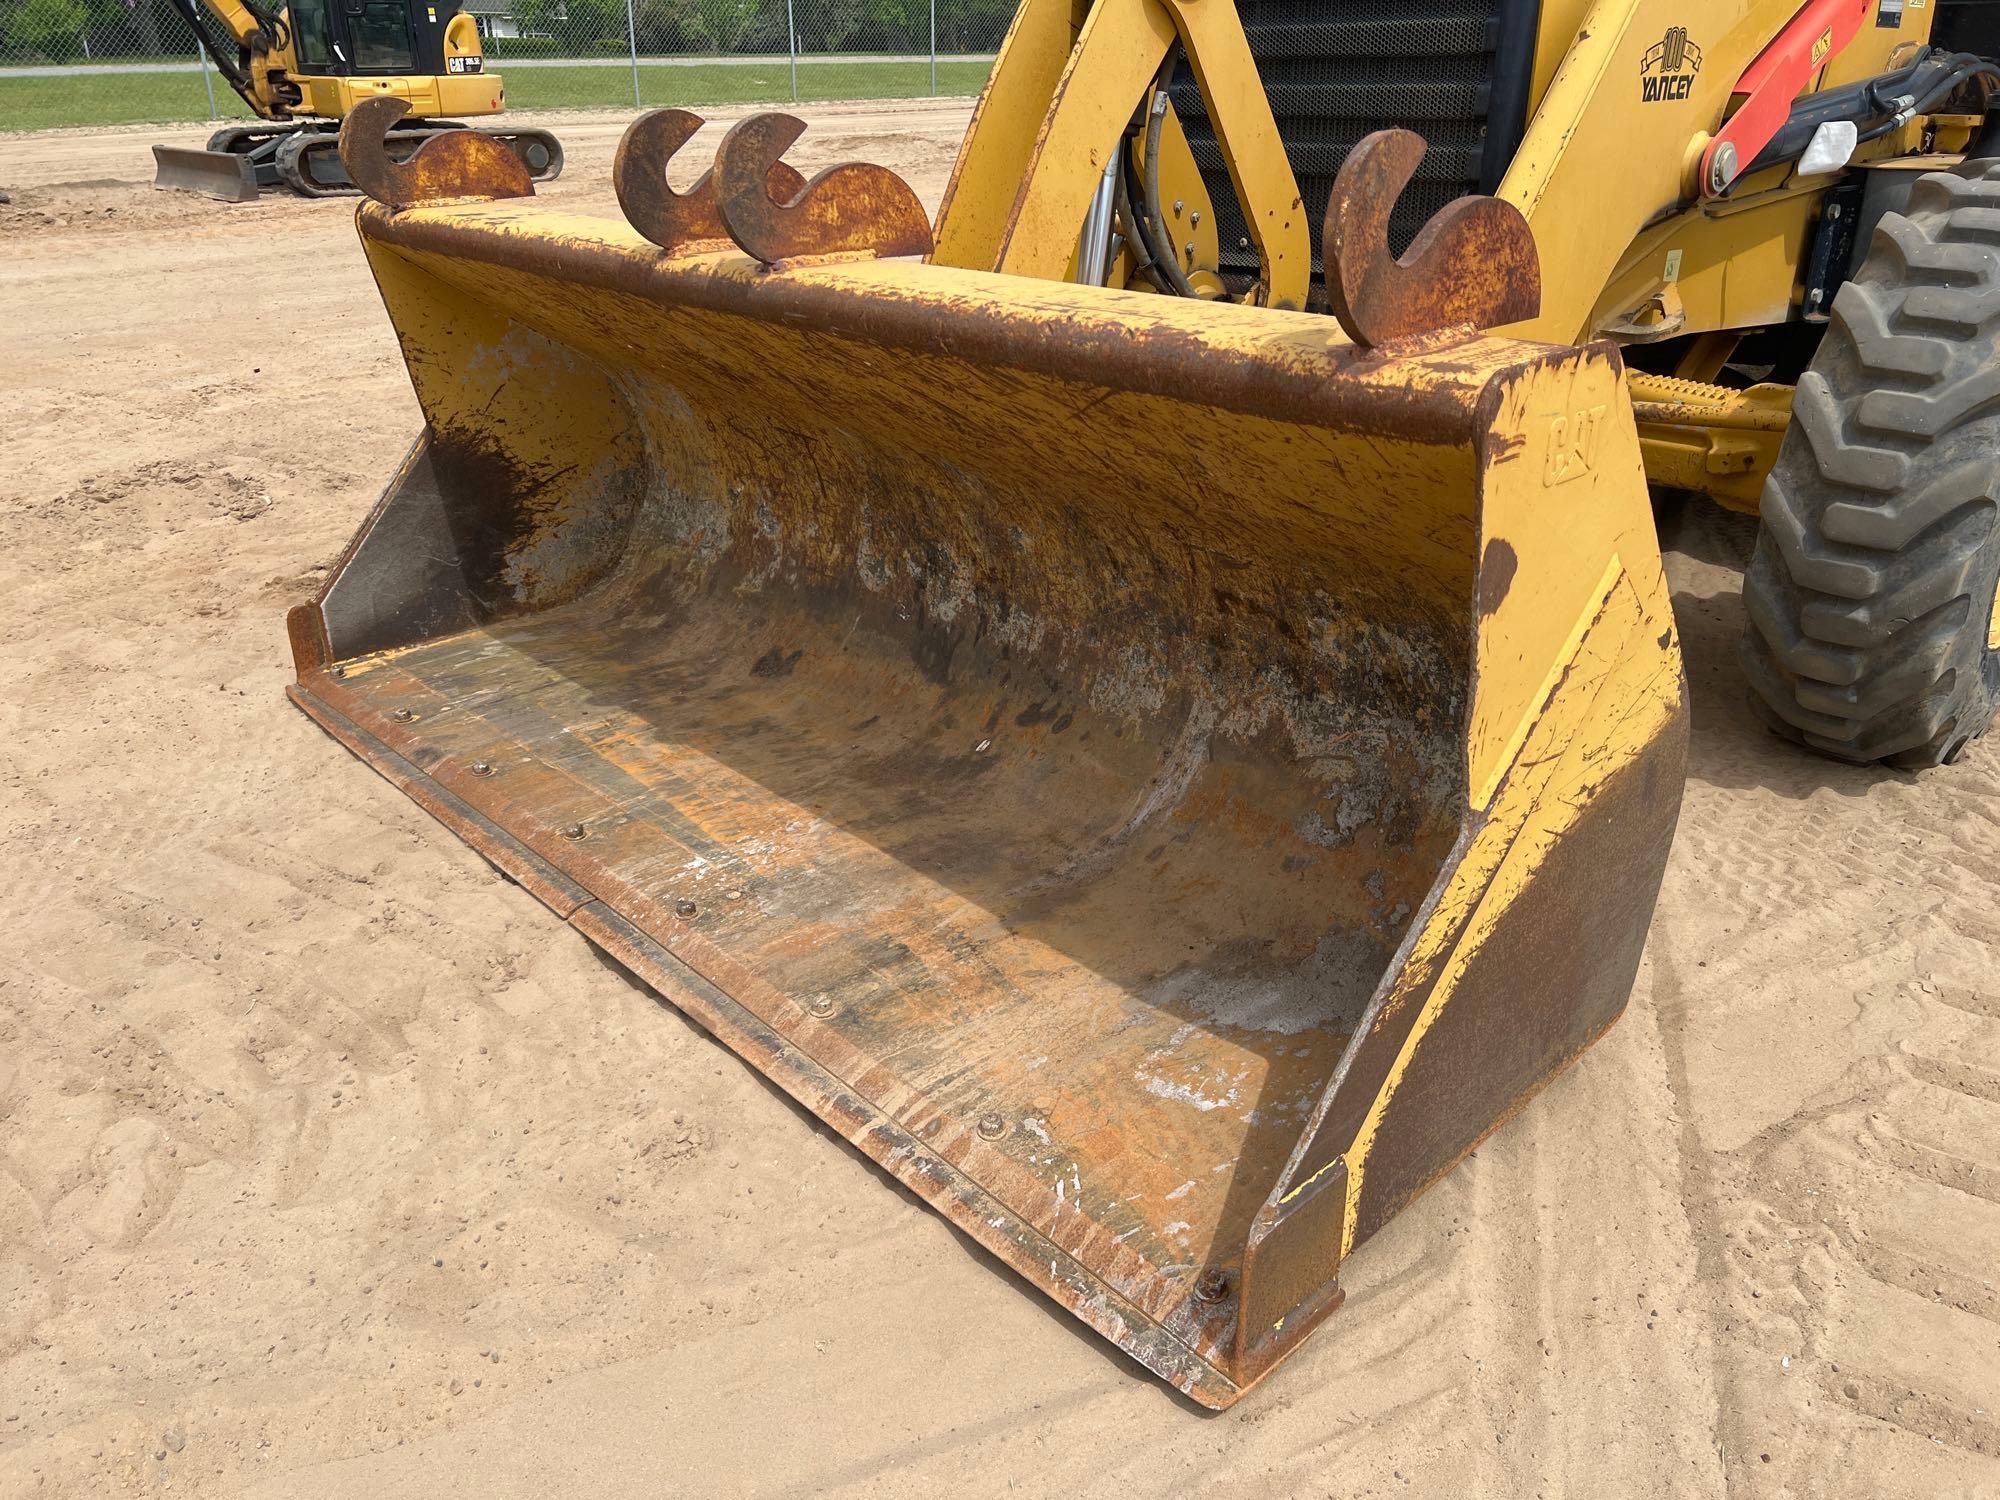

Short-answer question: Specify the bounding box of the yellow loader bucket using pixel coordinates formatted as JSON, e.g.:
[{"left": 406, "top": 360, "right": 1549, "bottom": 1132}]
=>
[{"left": 288, "top": 104, "right": 1687, "bottom": 1406}]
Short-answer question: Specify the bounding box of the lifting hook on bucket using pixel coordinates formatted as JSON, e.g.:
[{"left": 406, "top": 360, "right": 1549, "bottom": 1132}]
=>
[
  {"left": 1322, "top": 128, "right": 1541, "bottom": 348},
  {"left": 710, "top": 112, "right": 934, "bottom": 265},
  {"left": 614, "top": 108, "right": 808, "bottom": 256},
  {"left": 338, "top": 95, "right": 536, "bottom": 210}
]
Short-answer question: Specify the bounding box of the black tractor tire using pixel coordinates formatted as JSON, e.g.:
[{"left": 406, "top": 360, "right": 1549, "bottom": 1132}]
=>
[{"left": 1740, "top": 162, "right": 2000, "bottom": 769}]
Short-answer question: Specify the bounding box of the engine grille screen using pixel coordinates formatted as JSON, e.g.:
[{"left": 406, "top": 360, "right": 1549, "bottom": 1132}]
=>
[
  {"left": 1166, "top": 0, "right": 1529, "bottom": 296},
  {"left": 1931, "top": 0, "right": 2000, "bottom": 56}
]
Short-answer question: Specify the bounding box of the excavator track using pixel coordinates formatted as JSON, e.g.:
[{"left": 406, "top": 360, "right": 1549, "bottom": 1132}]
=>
[
  {"left": 277, "top": 125, "right": 562, "bottom": 198},
  {"left": 155, "top": 121, "right": 561, "bottom": 202}
]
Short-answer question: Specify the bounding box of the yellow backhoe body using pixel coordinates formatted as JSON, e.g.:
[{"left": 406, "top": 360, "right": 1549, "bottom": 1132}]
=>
[{"left": 944, "top": 0, "right": 1986, "bottom": 511}]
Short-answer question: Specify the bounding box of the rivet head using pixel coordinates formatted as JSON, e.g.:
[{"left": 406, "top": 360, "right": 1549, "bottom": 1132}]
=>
[
  {"left": 561, "top": 823, "right": 586, "bottom": 841},
  {"left": 1194, "top": 1268, "right": 1231, "bottom": 1304},
  {"left": 469, "top": 760, "right": 494, "bottom": 777},
  {"left": 675, "top": 897, "right": 697, "bottom": 918},
  {"left": 808, "top": 994, "right": 835, "bottom": 1018},
  {"left": 1172, "top": 197, "right": 1184, "bottom": 215},
  {"left": 331, "top": 664, "right": 347, "bottom": 679},
  {"left": 975, "top": 1112, "right": 1005, "bottom": 1140},
  {"left": 391, "top": 707, "right": 415, "bottom": 723},
  {"left": 1190, "top": 210, "right": 1201, "bottom": 227}
]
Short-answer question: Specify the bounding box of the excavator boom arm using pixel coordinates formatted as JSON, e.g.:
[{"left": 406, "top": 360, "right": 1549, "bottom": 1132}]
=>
[{"left": 164, "top": 0, "right": 282, "bottom": 117}]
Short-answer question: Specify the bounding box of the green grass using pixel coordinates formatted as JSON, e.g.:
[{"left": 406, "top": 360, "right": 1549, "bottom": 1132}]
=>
[
  {"left": 513, "top": 58, "right": 993, "bottom": 112},
  {"left": 0, "top": 71, "right": 255, "bottom": 132},
  {"left": 0, "top": 58, "right": 992, "bottom": 132}
]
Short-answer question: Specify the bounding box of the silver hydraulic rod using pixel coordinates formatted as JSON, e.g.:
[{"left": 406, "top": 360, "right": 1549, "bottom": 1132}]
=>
[{"left": 1075, "top": 156, "right": 1119, "bottom": 286}]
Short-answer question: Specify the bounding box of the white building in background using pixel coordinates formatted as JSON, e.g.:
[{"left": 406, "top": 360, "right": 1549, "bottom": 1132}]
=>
[{"left": 463, "top": 2, "right": 524, "bottom": 39}]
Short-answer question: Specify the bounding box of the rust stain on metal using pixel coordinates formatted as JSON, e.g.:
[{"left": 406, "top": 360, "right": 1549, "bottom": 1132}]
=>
[
  {"left": 285, "top": 601, "right": 331, "bottom": 673},
  {"left": 359, "top": 203, "right": 1519, "bottom": 450},
  {"left": 712, "top": 112, "right": 934, "bottom": 265},
  {"left": 1346, "top": 721, "right": 1687, "bottom": 1247},
  {"left": 339, "top": 96, "right": 535, "bottom": 210},
  {"left": 1323, "top": 129, "right": 1541, "bottom": 348},
  {"left": 614, "top": 108, "right": 808, "bottom": 256}
]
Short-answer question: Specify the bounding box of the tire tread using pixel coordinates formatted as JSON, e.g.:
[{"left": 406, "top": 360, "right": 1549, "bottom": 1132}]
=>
[{"left": 1740, "top": 162, "right": 2000, "bottom": 769}]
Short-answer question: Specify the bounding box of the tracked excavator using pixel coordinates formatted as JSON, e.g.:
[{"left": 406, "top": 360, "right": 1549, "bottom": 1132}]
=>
[
  {"left": 280, "top": 0, "right": 2000, "bottom": 1405},
  {"left": 151, "top": 0, "right": 560, "bottom": 200}
]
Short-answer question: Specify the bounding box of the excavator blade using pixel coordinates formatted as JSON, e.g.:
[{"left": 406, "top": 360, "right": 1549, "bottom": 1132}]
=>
[
  {"left": 150, "top": 144, "right": 260, "bottom": 203},
  {"left": 286, "top": 132, "right": 1687, "bottom": 1404}
]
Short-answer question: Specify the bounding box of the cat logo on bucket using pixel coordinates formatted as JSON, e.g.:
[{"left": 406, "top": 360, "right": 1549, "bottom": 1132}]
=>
[
  {"left": 1640, "top": 26, "right": 1703, "bottom": 103},
  {"left": 1545, "top": 405, "right": 1608, "bottom": 487}
]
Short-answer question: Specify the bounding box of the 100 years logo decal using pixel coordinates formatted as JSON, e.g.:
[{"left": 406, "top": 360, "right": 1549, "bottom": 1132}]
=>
[{"left": 1641, "top": 26, "right": 1703, "bottom": 102}]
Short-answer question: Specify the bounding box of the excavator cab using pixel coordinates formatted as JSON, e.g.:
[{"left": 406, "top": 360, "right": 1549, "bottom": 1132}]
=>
[
  {"left": 284, "top": 0, "right": 485, "bottom": 97},
  {"left": 151, "top": 0, "right": 560, "bottom": 200}
]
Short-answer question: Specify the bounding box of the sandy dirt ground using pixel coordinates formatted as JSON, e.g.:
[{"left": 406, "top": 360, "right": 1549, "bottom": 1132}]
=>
[{"left": 2, "top": 103, "right": 1998, "bottom": 1499}]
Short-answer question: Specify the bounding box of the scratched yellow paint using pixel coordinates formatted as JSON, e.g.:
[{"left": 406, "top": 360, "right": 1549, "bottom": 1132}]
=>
[
  {"left": 1342, "top": 567, "right": 1683, "bottom": 1259},
  {"left": 986, "top": 0, "right": 1178, "bottom": 284},
  {"left": 930, "top": 0, "right": 1077, "bottom": 272},
  {"left": 1469, "top": 352, "right": 1671, "bottom": 810}
]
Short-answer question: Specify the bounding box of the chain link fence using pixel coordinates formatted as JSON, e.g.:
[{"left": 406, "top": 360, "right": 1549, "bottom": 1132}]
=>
[{"left": 0, "top": 0, "right": 1005, "bottom": 132}]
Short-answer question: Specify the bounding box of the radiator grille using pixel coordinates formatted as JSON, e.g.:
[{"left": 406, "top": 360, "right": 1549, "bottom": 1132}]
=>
[
  {"left": 1931, "top": 0, "right": 2000, "bottom": 56},
  {"left": 1166, "top": 0, "right": 1524, "bottom": 294}
]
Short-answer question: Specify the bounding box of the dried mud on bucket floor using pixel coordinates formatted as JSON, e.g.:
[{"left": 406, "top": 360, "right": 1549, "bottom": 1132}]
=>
[{"left": 3, "top": 106, "right": 1999, "bottom": 1499}]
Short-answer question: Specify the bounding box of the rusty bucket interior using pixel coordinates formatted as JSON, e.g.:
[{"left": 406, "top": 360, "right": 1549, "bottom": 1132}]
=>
[{"left": 287, "top": 174, "right": 1687, "bottom": 1405}]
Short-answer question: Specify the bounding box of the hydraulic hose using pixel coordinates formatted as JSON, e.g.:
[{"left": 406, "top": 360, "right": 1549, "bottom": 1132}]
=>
[
  {"left": 1113, "top": 145, "right": 1171, "bottom": 294},
  {"left": 1140, "top": 85, "right": 1200, "bottom": 298},
  {"left": 1855, "top": 54, "right": 2000, "bottom": 145},
  {"left": 1747, "top": 49, "right": 2000, "bottom": 174}
]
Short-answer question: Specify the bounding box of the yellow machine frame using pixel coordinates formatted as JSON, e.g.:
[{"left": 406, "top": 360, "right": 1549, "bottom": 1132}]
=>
[{"left": 935, "top": 0, "right": 1984, "bottom": 512}]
